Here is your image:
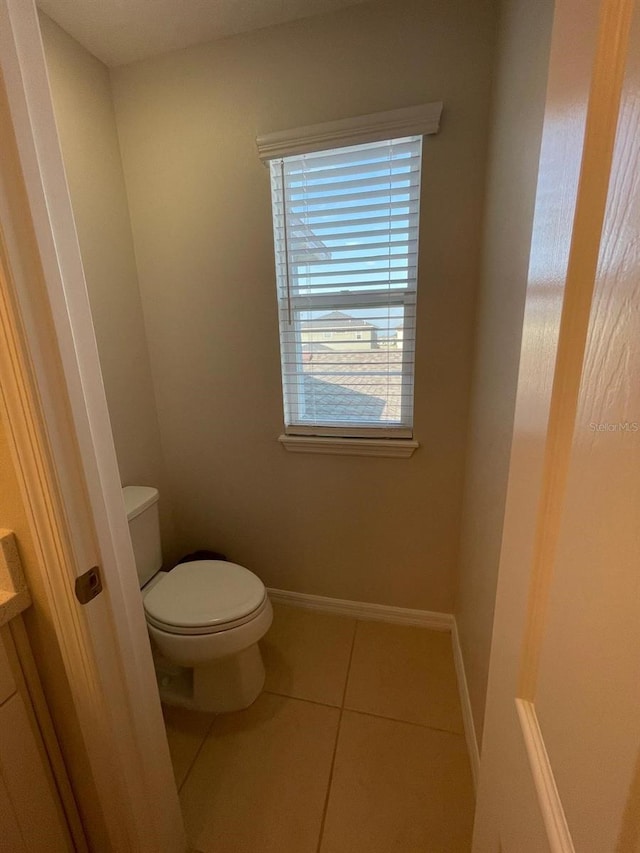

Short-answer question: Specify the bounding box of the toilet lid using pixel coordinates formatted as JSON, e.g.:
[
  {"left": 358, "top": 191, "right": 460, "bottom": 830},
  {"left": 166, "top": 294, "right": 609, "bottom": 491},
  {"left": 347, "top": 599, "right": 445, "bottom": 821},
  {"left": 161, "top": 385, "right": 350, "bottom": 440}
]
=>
[{"left": 143, "top": 560, "right": 266, "bottom": 630}]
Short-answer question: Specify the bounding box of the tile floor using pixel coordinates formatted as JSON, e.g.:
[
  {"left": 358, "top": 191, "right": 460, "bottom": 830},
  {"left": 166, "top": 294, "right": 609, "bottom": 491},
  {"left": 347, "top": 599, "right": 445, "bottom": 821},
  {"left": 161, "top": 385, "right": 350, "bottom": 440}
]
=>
[{"left": 163, "top": 603, "right": 474, "bottom": 853}]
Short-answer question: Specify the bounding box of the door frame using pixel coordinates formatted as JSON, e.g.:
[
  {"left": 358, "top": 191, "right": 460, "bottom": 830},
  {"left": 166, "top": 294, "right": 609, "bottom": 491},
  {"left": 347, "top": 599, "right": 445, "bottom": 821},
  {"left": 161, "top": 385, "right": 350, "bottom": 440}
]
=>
[
  {"left": 0, "top": 1, "right": 184, "bottom": 849},
  {"left": 473, "top": 0, "right": 634, "bottom": 849}
]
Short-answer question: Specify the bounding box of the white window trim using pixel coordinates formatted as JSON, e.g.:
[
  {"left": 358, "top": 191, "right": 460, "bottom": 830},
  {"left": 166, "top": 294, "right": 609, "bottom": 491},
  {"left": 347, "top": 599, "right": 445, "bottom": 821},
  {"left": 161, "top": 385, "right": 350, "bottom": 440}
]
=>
[
  {"left": 279, "top": 434, "right": 419, "bottom": 458},
  {"left": 257, "top": 102, "right": 443, "bottom": 162},
  {"left": 260, "top": 103, "right": 443, "bottom": 457}
]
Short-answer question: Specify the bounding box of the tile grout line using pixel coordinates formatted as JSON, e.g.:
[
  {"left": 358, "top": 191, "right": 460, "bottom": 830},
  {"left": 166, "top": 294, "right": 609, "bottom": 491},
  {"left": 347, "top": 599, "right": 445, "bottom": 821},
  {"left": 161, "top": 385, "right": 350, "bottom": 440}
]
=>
[
  {"left": 177, "top": 713, "right": 218, "bottom": 794},
  {"left": 338, "top": 705, "right": 466, "bottom": 739},
  {"left": 314, "top": 619, "right": 359, "bottom": 853},
  {"left": 344, "top": 618, "right": 465, "bottom": 738},
  {"left": 341, "top": 619, "right": 360, "bottom": 707},
  {"left": 263, "top": 689, "right": 341, "bottom": 710},
  {"left": 263, "top": 687, "right": 465, "bottom": 738}
]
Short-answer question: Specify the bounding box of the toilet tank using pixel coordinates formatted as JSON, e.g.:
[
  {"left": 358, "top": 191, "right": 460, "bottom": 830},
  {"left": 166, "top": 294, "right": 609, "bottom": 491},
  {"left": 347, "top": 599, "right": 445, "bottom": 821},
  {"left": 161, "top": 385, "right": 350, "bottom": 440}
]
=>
[{"left": 123, "top": 486, "right": 162, "bottom": 588}]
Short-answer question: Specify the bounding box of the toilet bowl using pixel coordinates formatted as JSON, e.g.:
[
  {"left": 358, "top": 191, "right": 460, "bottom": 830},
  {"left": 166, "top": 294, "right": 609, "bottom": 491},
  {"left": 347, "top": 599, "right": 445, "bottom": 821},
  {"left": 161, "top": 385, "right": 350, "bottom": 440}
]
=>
[{"left": 124, "top": 486, "right": 272, "bottom": 713}]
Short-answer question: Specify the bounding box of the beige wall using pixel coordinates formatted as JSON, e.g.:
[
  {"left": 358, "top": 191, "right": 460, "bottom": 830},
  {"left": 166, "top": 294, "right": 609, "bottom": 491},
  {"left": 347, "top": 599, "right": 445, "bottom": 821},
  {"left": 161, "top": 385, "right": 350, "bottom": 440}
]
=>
[
  {"left": 39, "top": 14, "right": 177, "bottom": 560},
  {"left": 455, "top": 0, "right": 553, "bottom": 740},
  {"left": 109, "top": 0, "right": 498, "bottom": 610}
]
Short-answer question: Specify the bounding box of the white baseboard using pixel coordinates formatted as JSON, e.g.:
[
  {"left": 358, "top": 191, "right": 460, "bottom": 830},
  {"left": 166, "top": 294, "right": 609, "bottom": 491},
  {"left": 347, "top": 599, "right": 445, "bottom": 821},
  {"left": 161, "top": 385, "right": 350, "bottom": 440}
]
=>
[
  {"left": 515, "top": 699, "right": 574, "bottom": 851},
  {"left": 451, "top": 619, "right": 480, "bottom": 789},
  {"left": 267, "top": 587, "right": 454, "bottom": 630}
]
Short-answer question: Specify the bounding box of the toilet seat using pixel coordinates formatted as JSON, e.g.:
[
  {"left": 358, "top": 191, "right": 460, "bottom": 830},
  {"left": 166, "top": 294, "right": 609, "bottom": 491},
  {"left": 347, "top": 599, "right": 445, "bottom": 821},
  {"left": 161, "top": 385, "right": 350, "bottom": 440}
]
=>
[
  {"left": 143, "top": 560, "right": 267, "bottom": 636},
  {"left": 146, "top": 595, "right": 269, "bottom": 636}
]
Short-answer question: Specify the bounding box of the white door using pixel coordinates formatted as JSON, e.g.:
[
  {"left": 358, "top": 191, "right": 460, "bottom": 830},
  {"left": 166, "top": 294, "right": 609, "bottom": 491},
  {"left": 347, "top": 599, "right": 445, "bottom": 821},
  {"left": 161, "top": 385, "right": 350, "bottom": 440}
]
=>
[
  {"left": 474, "top": 0, "right": 640, "bottom": 850},
  {"left": 0, "top": 1, "right": 185, "bottom": 850}
]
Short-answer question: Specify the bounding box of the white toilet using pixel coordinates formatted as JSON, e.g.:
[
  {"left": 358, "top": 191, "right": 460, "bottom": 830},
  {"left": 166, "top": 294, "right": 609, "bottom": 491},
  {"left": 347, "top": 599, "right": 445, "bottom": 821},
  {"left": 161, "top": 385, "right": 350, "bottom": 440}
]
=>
[{"left": 123, "top": 485, "right": 273, "bottom": 713}]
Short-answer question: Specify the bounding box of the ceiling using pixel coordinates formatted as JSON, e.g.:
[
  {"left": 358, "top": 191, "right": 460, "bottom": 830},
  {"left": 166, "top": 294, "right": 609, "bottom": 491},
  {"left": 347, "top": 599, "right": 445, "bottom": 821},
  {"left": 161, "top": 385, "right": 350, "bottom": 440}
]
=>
[{"left": 38, "top": 0, "right": 372, "bottom": 67}]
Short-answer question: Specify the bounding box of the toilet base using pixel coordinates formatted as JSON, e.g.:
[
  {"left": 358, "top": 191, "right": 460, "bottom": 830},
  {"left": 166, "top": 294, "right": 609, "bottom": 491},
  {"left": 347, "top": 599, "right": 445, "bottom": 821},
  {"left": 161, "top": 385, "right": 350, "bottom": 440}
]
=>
[{"left": 155, "top": 642, "right": 266, "bottom": 713}]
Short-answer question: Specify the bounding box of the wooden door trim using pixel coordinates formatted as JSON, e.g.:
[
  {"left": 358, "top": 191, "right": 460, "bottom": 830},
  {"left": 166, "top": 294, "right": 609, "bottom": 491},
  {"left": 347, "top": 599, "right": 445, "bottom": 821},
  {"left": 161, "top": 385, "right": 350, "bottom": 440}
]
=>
[
  {"left": 0, "top": 196, "right": 135, "bottom": 850},
  {"left": 0, "top": 1, "right": 184, "bottom": 849},
  {"left": 518, "top": 0, "right": 635, "bottom": 700}
]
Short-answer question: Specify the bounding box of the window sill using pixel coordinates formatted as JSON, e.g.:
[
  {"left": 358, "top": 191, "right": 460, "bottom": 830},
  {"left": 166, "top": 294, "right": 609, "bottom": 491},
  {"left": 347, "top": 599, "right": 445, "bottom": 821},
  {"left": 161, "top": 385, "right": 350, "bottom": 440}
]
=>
[{"left": 278, "top": 434, "right": 419, "bottom": 458}]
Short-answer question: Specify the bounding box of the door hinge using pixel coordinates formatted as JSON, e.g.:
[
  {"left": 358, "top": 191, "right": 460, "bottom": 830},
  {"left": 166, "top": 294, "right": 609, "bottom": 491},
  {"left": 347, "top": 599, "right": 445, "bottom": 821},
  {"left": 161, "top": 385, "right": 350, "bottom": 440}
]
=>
[{"left": 75, "top": 565, "right": 103, "bottom": 605}]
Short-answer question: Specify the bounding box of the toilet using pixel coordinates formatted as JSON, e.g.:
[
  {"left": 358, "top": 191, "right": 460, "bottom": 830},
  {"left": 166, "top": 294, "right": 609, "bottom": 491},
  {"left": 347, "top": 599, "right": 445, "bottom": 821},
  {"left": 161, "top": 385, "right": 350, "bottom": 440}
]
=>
[{"left": 123, "top": 485, "right": 273, "bottom": 713}]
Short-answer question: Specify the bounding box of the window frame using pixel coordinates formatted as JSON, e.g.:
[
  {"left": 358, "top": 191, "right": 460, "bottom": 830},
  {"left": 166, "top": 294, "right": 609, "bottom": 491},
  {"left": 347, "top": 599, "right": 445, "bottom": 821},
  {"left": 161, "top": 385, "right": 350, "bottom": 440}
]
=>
[{"left": 256, "top": 103, "right": 443, "bottom": 455}]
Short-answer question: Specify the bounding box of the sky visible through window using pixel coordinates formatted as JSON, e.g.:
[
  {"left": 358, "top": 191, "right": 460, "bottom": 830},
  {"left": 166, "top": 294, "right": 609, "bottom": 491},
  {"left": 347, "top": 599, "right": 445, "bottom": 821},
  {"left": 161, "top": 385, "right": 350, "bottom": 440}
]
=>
[{"left": 286, "top": 138, "right": 416, "bottom": 336}]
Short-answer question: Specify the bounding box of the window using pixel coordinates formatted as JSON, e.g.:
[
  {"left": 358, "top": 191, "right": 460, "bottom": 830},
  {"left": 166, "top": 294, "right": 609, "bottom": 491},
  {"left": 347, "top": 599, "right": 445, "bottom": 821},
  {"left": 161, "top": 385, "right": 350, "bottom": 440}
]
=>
[{"left": 257, "top": 103, "right": 442, "bottom": 453}]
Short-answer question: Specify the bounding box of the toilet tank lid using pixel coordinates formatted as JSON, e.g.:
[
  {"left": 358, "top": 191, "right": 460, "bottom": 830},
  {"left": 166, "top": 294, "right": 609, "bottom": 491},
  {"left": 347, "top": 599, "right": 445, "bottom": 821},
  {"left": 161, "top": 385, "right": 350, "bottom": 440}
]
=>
[{"left": 123, "top": 486, "right": 159, "bottom": 521}]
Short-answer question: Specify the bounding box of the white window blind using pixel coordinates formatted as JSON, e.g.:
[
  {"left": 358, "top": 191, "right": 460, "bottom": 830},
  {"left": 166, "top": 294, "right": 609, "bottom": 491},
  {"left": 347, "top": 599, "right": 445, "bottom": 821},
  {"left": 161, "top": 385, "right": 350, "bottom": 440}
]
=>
[{"left": 269, "top": 135, "right": 423, "bottom": 438}]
